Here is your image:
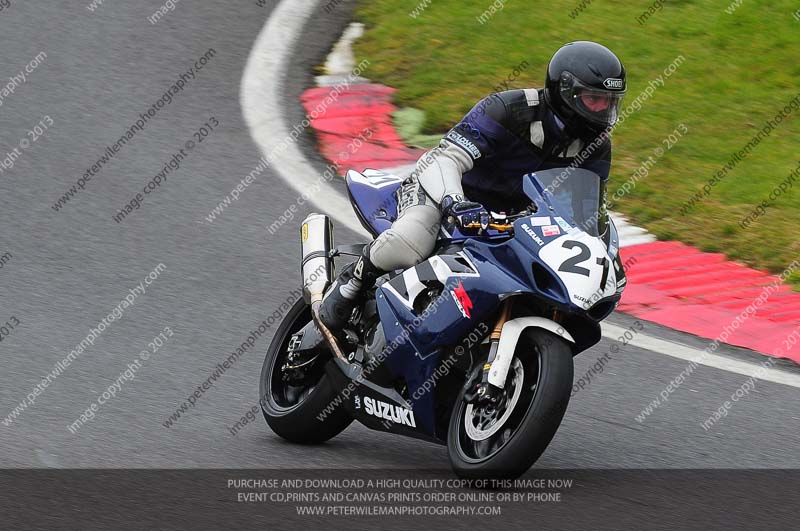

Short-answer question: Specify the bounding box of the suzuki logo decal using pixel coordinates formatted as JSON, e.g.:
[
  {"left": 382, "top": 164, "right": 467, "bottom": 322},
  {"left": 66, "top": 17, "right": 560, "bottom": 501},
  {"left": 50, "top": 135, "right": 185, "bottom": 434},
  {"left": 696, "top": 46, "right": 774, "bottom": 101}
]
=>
[
  {"left": 451, "top": 280, "right": 473, "bottom": 319},
  {"left": 363, "top": 396, "right": 416, "bottom": 427}
]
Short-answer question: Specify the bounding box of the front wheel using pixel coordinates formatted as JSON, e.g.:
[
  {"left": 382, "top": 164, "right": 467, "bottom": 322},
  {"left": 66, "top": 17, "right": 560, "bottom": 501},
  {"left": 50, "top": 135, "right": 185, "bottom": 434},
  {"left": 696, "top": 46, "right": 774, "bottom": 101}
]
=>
[
  {"left": 447, "top": 329, "right": 574, "bottom": 479},
  {"left": 260, "top": 298, "right": 352, "bottom": 444}
]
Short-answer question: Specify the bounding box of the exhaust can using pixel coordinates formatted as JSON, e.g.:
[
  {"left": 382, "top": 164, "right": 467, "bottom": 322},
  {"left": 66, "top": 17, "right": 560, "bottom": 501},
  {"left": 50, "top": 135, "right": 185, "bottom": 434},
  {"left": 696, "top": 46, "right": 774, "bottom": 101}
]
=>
[{"left": 301, "top": 213, "right": 333, "bottom": 305}]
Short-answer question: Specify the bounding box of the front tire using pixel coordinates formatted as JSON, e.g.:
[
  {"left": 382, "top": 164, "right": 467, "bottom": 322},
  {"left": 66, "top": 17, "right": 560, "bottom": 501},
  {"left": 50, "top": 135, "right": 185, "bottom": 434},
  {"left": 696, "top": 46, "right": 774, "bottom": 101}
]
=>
[
  {"left": 447, "top": 329, "right": 574, "bottom": 479},
  {"left": 260, "top": 298, "right": 352, "bottom": 444}
]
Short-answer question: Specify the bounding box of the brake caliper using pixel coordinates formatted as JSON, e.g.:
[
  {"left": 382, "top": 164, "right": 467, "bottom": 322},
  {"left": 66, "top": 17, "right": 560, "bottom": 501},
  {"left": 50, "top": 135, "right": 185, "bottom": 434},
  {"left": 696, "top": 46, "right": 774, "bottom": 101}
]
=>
[{"left": 281, "top": 333, "right": 318, "bottom": 384}]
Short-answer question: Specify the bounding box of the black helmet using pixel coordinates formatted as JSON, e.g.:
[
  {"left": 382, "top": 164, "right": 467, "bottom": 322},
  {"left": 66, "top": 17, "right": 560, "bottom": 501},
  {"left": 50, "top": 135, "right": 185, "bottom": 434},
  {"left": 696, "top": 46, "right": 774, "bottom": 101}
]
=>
[{"left": 544, "top": 41, "right": 626, "bottom": 136}]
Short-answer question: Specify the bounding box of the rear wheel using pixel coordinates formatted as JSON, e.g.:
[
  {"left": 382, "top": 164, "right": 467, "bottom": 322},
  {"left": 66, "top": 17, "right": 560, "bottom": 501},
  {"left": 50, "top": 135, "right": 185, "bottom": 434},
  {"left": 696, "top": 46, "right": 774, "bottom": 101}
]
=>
[
  {"left": 259, "top": 298, "right": 352, "bottom": 443},
  {"left": 447, "top": 329, "right": 573, "bottom": 479}
]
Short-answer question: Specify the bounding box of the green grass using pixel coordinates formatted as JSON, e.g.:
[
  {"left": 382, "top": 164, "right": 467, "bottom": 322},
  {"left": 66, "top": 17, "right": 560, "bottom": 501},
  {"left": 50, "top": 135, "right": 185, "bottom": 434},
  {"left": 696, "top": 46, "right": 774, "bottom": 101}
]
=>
[{"left": 353, "top": 0, "right": 800, "bottom": 288}]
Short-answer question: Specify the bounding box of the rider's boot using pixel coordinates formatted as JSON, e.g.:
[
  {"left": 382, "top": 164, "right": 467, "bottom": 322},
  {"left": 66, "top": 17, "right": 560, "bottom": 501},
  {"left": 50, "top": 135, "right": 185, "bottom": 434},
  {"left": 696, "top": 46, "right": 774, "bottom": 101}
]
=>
[{"left": 318, "top": 243, "right": 383, "bottom": 332}]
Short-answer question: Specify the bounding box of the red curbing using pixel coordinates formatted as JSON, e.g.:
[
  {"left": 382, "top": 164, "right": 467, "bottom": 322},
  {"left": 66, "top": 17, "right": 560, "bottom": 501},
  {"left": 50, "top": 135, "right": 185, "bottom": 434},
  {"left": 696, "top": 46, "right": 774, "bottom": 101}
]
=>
[
  {"left": 301, "top": 84, "right": 424, "bottom": 172},
  {"left": 619, "top": 242, "right": 800, "bottom": 363},
  {"left": 302, "top": 83, "right": 799, "bottom": 363}
]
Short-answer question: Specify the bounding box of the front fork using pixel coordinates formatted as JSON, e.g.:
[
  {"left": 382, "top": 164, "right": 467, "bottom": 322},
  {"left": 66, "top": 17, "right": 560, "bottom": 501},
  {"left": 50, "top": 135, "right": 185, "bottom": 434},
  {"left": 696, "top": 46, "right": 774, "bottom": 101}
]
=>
[{"left": 470, "top": 299, "right": 514, "bottom": 404}]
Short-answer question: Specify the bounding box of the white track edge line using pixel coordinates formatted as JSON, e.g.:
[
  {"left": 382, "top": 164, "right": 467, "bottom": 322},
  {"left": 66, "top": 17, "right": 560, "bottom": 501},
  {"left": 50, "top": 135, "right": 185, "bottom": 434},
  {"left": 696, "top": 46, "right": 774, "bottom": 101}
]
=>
[
  {"left": 241, "top": 0, "right": 369, "bottom": 237},
  {"left": 602, "top": 323, "right": 800, "bottom": 388}
]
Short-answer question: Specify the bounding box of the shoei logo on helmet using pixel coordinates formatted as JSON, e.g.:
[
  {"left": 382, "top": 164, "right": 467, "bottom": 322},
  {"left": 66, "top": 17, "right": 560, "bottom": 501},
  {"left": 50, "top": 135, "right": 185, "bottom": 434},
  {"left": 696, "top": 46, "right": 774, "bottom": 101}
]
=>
[{"left": 603, "top": 78, "right": 624, "bottom": 89}]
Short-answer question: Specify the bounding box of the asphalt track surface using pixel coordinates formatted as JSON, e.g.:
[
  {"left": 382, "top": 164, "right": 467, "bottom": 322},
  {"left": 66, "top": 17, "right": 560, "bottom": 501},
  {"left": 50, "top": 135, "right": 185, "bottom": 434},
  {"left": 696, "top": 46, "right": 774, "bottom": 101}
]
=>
[{"left": 1, "top": 0, "right": 799, "bottom": 511}]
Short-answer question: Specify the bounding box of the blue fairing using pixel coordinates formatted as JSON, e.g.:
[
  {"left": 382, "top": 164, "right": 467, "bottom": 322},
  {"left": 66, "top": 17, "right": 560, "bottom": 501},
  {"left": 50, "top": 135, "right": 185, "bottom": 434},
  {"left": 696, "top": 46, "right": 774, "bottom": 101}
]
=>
[
  {"left": 374, "top": 236, "right": 573, "bottom": 435},
  {"left": 345, "top": 169, "right": 403, "bottom": 237},
  {"left": 347, "top": 168, "right": 517, "bottom": 242},
  {"left": 346, "top": 168, "right": 618, "bottom": 437}
]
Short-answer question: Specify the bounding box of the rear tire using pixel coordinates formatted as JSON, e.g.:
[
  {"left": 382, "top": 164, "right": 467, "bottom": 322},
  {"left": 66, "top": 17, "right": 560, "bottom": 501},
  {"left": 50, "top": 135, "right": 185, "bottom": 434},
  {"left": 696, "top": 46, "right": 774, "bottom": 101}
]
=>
[
  {"left": 447, "top": 329, "right": 573, "bottom": 479},
  {"left": 260, "top": 298, "right": 352, "bottom": 444}
]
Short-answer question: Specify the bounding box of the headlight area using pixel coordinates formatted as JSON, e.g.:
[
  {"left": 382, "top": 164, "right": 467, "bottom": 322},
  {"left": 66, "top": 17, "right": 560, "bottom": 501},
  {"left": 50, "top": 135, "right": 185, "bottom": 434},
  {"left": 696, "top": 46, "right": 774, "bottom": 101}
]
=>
[
  {"left": 530, "top": 261, "right": 570, "bottom": 304},
  {"left": 586, "top": 295, "right": 621, "bottom": 322}
]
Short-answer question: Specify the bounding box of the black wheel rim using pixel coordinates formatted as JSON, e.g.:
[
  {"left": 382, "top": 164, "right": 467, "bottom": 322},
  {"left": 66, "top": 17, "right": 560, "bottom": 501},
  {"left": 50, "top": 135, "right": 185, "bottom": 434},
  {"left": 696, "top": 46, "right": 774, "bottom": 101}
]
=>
[
  {"left": 455, "top": 347, "right": 542, "bottom": 463},
  {"left": 264, "top": 306, "right": 323, "bottom": 413}
]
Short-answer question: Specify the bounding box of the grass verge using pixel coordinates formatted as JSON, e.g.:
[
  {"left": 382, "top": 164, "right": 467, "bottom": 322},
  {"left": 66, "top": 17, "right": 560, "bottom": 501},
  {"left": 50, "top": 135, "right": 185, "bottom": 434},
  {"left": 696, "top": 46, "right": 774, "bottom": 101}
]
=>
[{"left": 353, "top": 0, "right": 800, "bottom": 288}]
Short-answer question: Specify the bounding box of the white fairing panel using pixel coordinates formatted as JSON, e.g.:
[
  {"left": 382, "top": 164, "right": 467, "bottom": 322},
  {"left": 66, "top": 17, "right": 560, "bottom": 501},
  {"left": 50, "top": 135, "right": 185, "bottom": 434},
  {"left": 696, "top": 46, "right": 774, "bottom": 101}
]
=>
[
  {"left": 346, "top": 169, "right": 403, "bottom": 188},
  {"left": 488, "top": 317, "right": 575, "bottom": 388},
  {"left": 537, "top": 231, "right": 617, "bottom": 308}
]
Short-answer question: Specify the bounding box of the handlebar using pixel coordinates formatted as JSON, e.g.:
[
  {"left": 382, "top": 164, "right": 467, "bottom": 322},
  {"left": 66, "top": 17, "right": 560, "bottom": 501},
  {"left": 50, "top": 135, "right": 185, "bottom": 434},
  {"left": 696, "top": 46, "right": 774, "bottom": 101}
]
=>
[
  {"left": 448, "top": 205, "right": 533, "bottom": 235},
  {"left": 461, "top": 222, "right": 514, "bottom": 232}
]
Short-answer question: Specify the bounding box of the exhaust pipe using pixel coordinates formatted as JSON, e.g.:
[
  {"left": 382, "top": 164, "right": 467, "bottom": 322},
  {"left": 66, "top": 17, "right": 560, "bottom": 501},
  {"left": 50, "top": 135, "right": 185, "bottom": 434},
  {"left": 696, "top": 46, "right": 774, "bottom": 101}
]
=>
[
  {"left": 300, "top": 213, "right": 348, "bottom": 363},
  {"left": 300, "top": 213, "right": 333, "bottom": 305}
]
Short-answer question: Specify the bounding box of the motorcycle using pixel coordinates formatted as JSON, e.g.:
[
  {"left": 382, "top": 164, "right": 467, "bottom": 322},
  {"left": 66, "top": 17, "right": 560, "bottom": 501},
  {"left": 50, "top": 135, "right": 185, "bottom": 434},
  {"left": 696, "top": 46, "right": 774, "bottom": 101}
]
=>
[{"left": 260, "top": 167, "right": 627, "bottom": 478}]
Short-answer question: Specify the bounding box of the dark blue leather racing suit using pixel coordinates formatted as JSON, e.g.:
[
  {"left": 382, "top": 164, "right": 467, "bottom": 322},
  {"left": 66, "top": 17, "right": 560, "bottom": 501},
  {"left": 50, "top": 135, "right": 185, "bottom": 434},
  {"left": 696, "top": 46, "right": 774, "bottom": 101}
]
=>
[{"left": 366, "top": 88, "right": 612, "bottom": 272}]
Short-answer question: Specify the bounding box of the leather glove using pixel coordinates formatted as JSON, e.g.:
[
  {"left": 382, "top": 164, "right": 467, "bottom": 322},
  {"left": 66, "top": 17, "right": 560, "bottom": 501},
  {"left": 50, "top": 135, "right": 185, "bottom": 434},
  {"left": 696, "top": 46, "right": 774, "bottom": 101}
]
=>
[{"left": 440, "top": 195, "right": 490, "bottom": 229}]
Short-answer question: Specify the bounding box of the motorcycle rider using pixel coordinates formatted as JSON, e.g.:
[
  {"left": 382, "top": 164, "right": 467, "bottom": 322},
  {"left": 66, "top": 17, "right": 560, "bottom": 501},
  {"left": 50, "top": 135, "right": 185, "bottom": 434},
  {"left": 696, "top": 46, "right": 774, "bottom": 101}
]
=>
[{"left": 319, "top": 41, "right": 626, "bottom": 331}]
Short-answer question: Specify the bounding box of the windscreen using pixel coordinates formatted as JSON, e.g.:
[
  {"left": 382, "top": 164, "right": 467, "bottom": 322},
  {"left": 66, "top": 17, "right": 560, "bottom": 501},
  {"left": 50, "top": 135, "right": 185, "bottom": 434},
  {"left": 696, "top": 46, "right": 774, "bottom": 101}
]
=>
[{"left": 529, "top": 168, "right": 607, "bottom": 237}]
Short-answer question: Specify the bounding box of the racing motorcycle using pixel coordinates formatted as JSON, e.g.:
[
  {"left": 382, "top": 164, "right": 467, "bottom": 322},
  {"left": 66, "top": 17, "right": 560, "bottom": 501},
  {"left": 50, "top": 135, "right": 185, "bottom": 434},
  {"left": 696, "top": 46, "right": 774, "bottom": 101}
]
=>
[{"left": 260, "top": 167, "right": 627, "bottom": 478}]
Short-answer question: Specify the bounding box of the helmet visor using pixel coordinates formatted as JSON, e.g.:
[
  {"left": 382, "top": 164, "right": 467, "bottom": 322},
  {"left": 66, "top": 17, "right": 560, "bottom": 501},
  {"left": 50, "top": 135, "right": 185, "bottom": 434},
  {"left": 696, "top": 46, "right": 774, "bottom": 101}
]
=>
[{"left": 560, "top": 78, "right": 625, "bottom": 128}]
